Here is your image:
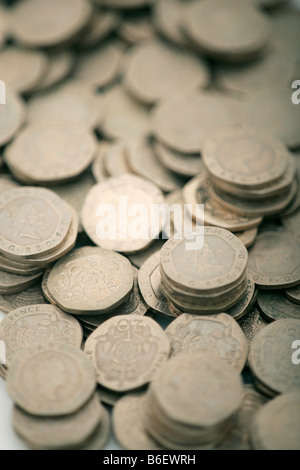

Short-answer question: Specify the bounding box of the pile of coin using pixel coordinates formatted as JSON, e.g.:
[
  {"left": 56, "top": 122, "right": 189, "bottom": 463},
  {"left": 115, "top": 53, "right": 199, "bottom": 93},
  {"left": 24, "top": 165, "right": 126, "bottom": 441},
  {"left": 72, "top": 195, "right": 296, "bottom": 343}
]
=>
[{"left": 159, "top": 228, "right": 249, "bottom": 314}]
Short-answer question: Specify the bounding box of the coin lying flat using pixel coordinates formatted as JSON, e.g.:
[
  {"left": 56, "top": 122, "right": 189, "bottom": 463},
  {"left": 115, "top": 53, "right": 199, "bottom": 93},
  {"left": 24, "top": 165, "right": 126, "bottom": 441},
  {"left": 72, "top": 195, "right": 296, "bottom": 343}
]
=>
[
  {"left": 113, "top": 393, "right": 164, "bottom": 450},
  {"left": 0, "top": 90, "right": 25, "bottom": 147},
  {"left": 5, "top": 122, "right": 96, "bottom": 185},
  {"left": 13, "top": 394, "right": 102, "bottom": 450},
  {"left": 285, "top": 285, "right": 300, "bottom": 305},
  {"left": 81, "top": 174, "right": 166, "bottom": 253},
  {"left": 247, "top": 231, "right": 300, "bottom": 288},
  {"left": 251, "top": 392, "right": 300, "bottom": 450},
  {"left": 153, "top": 140, "right": 203, "bottom": 178},
  {"left": 100, "top": 85, "right": 150, "bottom": 140},
  {"left": 123, "top": 38, "right": 209, "bottom": 105},
  {"left": 165, "top": 313, "right": 248, "bottom": 372},
  {"left": 6, "top": 341, "right": 96, "bottom": 416},
  {"left": 47, "top": 246, "right": 133, "bottom": 314},
  {"left": 0, "top": 46, "right": 48, "bottom": 95},
  {"left": 84, "top": 314, "right": 170, "bottom": 392},
  {"left": 11, "top": 0, "right": 92, "bottom": 47},
  {"left": 249, "top": 319, "right": 300, "bottom": 395},
  {"left": 0, "top": 270, "right": 43, "bottom": 295},
  {"left": 0, "top": 187, "right": 71, "bottom": 259},
  {"left": 257, "top": 290, "right": 300, "bottom": 321},
  {"left": 183, "top": 0, "right": 271, "bottom": 61},
  {"left": 152, "top": 91, "right": 242, "bottom": 154},
  {"left": 0, "top": 304, "right": 83, "bottom": 366}
]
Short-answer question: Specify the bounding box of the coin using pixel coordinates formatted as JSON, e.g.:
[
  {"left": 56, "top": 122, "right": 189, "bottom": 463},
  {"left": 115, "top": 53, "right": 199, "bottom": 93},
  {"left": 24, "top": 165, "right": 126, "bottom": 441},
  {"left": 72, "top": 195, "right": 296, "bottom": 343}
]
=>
[
  {"left": 47, "top": 246, "right": 133, "bottom": 314},
  {"left": 123, "top": 38, "right": 209, "bottom": 105},
  {"left": 100, "top": 85, "right": 150, "bottom": 140},
  {"left": 0, "top": 270, "right": 43, "bottom": 295},
  {"left": 251, "top": 392, "right": 300, "bottom": 450},
  {"left": 226, "top": 276, "right": 257, "bottom": 320},
  {"left": 248, "top": 319, "right": 300, "bottom": 395},
  {"left": 5, "top": 122, "right": 96, "bottom": 185},
  {"left": 247, "top": 231, "right": 300, "bottom": 288},
  {"left": 11, "top": 0, "right": 92, "bottom": 47},
  {"left": 165, "top": 313, "right": 248, "bottom": 372},
  {"left": 257, "top": 290, "right": 300, "bottom": 321},
  {"left": 237, "top": 307, "right": 268, "bottom": 349},
  {"left": 113, "top": 393, "right": 164, "bottom": 450},
  {"left": 92, "top": 143, "right": 111, "bottom": 183},
  {"left": 13, "top": 394, "right": 102, "bottom": 450},
  {"left": 32, "top": 50, "right": 75, "bottom": 93},
  {"left": 0, "top": 90, "right": 25, "bottom": 147},
  {"left": 0, "top": 46, "right": 48, "bottom": 94},
  {"left": 281, "top": 207, "right": 300, "bottom": 238},
  {"left": 0, "top": 175, "right": 20, "bottom": 195},
  {"left": 128, "top": 238, "right": 166, "bottom": 269},
  {"left": 126, "top": 140, "right": 183, "bottom": 192},
  {"left": 0, "top": 304, "right": 83, "bottom": 366},
  {"left": 119, "top": 13, "right": 155, "bottom": 44},
  {"left": 81, "top": 174, "right": 166, "bottom": 253},
  {"left": 183, "top": 0, "right": 271, "bottom": 61},
  {"left": 153, "top": 140, "right": 203, "bottom": 178},
  {"left": 285, "top": 285, "right": 300, "bottom": 305},
  {"left": 103, "top": 142, "right": 132, "bottom": 177},
  {"left": 0, "top": 187, "right": 71, "bottom": 259},
  {"left": 138, "top": 251, "right": 176, "bottom": 319},
  {"left": 0, "top": 283, "right": 46, "bottom": 314},
  {"left": 0, "top": 254, "right": 43, "bottom": 276},
  {"left": 79, "top": 9, "right": 120, "bottom": 48},
  {"left": 153, "top": 0, "right": 190, "bottom": 47},
  {"left": 79, "top": 407, "right": 110, "bottom": 450},
  {"left": 152, "top": 91, "right": 242, "bottom": 154},
  {"left": 236, "top": 227, "right": 258, "bottom": 248},
  {"left": 6, "top": 341, "right": 96, "bottom": 416},
  {"left": 84, "top": 314, "right": 170, "bottom": 392}
]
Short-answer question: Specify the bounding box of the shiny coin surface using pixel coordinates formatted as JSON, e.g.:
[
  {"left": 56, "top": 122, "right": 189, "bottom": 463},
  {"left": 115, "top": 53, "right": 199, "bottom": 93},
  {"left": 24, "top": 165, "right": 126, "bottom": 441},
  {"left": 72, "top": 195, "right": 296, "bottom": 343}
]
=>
[
  {"left": 165, "top": 313, "right": 247, "bottom": 372},
  {"left": 47, "top": 246, "right": 133, "bottom": 314},
  {"left": 7, "top": 341, "right": 96, "bottom": 416},
  {"left": 257, "top": 290, "right": 300, "bottom": 321},
  {"left": 84, "top": 314, "right": 170, "bottom": 392},
  {"left": 249, "top": 319, "right": 300, "bottom": 395},
  {"left": 0, "top": 304, "right": 83, "bottom": 366},
  {"left": 247, "top": 231, "right": 300, "bottom": 288},
  {"left": 0, "top": 283, "right": 46, "bottom": 314},
  {"left": 0, "top": 90, "right": 25, "bottom": 147}
]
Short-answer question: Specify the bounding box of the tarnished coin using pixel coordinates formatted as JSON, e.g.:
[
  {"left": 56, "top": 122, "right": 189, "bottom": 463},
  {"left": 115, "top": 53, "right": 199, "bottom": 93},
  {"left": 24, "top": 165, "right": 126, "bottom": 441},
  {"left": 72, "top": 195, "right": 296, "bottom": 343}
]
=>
[
  {"left": 6, "top": 341, "right": 96, "bottom": 416},
  {"left": 249, "top": 319, "right": 300, "bottom": 395},
  {"left": 183, "top": 0, "right": 270, "bottom": 61},
  {"left": 0, "top": 187, "right": 71, "bottom": 259},
  {"left": 242, "top": 88, "right": 300, "bottom": 149},
  {"left": 84, "top": 314, "right": 170, "bottom": 392},
  {"left": 285, "top": 285, "right": 300, "bottom": 305},
  {"left": 237, "top": 307, "right": 268, "bottom": 349},
  {"left": 247, "top": 231, "right": 300, "bottom": 288},
  {"left": 73, "top": 40, "right": 123, "bottom": 89},
  {"left": 138, "top": 251, "right": 176, "bottom": 319},
  {"left": 153, "top": 140, "right": 203, "bottom": 178},
  {"left": 152, "top": 91, "right": 242, "bottom": 154},
  {"left": 5, "top": 122, "right": 96, "bottom": 185},
  {"left": 27, "top": 82, "right": 99, "bottom": 130},
  {"left": 0, "top": 283, "right": 46, "bottom": 314},
  {"left": 251, "top": 392, "right": 300, "bottom": 450},
  {"left": 257, "top": 290, "right": 300, "bottom": 321},
  {"left": 126, "top": 140, "right": 183, "bottom": 193},
  {"left": 32, "top": 50, "right": 75, "bottom": 93},
  {"left": 113, "top": 393, "right": 164, "bottom": 450},
  {"left": 13, "top": 394, "right": 102, "bottom": 450},
  {"left": 183, "top": 172, "right": 262, "bottom": 232},
  {"left": 47, "top": 246, "right": 133, "bottom": 314},
  {"left": 0, "top": 270, "right": 43, "bottom": 295},
  {"left": 203, "top": 128, "right": 290, "bottom": 188},
  {"left": 226, "top": 276, "right": 257, "bottom": 320},
  {"left": 81, "top": 174, "right": 166, "bottom": 253},
  {"left": 11, "top": 0, "right": 92, "bottom": 47},
  {"left": 123, "top": 38, "right": 209, "bottom": 105},
  {"left": 0, "top": 304, "right": 83, "bottom": 366},
  {"left": 100, "top": 85, "right": 150, "bottom": 140},
  {"left": 165, "top": 313, "right": 247, "bottom": 372},
  {"left": 0, "top": 90, "right": 25, "bottom": 147},
  {"left": 0, "top": 46, "right": 48, "bottom": 94}
]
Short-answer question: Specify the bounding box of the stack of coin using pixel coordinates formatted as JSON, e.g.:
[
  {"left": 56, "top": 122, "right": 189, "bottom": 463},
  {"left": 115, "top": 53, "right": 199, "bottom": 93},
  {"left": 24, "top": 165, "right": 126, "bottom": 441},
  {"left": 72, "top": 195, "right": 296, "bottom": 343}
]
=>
[
  {"left": 202, "top": 128, "right": 298, "bottom": 217},
  {"left": 0, "top": 187, "right": 76, "bottom": 277},
  {"left": 159, "top": 227, "right": 249, "bottom": 314},
  {"left": 6, "top": 341, "right": 110, "bottom": 450},
  {"left": 144, "top": 352, "right": 243, "bottom": 449}
]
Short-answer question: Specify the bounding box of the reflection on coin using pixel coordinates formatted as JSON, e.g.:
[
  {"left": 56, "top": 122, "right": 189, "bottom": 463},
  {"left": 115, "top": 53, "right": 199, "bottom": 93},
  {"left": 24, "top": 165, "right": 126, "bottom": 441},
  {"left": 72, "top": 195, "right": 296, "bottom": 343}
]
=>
[
  {"left": 165, "top": 313, "right": 247, "bottom": 372},
  {"left": 249, "top": 319, "right": 300, "bottom": 395},
  {"left": 0, "top": 304, "right": 83, "bottom": 366},
  {"left": 247, "top": 231, "right": 300, "bottom": 288},
  {"left": 257, "top": 290, "right": 300, "bottom": 321},
  {"left": 113, "top": 393, "right": 164, "bottom": 450},
  {"left": 0, "top": 283, "right": 46, "bottom": 314},
  {"left": 84, "top": 314, "right": 170, "bottom": 392},
  {"left": 0, "top": 90, "right": 25, "bottom": 147},
  {"left": 285, "top": 285, "right": 300, "bottom": 305},
  {"left": 47, "top": 246, "right": 133, "bottom": 314},
  {"left": 237, "top": 307, "right": 268, "bottom": 349},
  {"left": 7, "top": 341, "right": 96, "bottom": 416},
  {"left": 251, "top": 392, "right": 300, "bottom": 450}
]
